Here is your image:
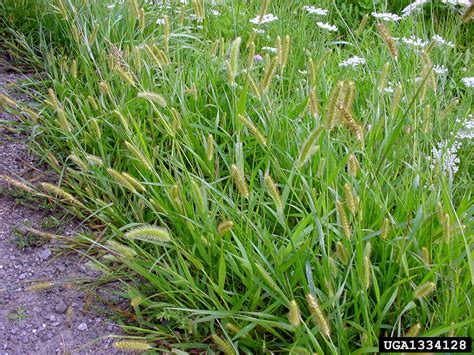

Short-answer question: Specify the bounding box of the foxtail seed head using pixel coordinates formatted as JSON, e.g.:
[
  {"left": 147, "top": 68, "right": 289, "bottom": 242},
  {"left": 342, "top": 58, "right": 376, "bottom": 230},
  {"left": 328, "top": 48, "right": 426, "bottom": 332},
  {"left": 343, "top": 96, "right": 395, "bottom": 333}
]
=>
[
  {"left": 229, "top": 37, "right": 242, "bottom": 83},
  {"left": 344, "top": 183, "right": 357, "bottom": 215},
  {"left": 40, "top": 182, "right": 85, "bottom": 208},
  {"left": 336, "top": 103, "right": 364, "bottom": 146},
  {"left": 237, "top": 114, "right": 267, "bottom": 146},
  {"left": 68, "top": 154, "right": 88, "bottom": 171},
  {"left": 121, "top": 173, "right": 146, "bottom": 193},
  {"left": 443, "top": 213, "right": 452, "bottom": 242},
  {"left": 309, "top": 88, "right": 319, "bottom": 119},
  {"left": 389, "top": 83, "right": 403, "bottom": 118},
  {"left": 264, "top": 173, "right": 283, "bottom": 212},
  {"left": 246, "top": 73, "right": 261, "bottom": 101},
  {"left": 106, "top": 240, "right": 137, "bottom": 258},
  {"left": 231, "top": 164, "right": 250, "bottom": 198},
  {"left": 107, "top": 168, "right": 138, "bottom": 193},
  {"left": 139, "top": 8, "right": 145, "bottom": 32},
  {"left": 414, "top": 281, "right": 436, "bottom": 299},
  {"left": 88, "top": 24, "right": 99, "bottom": 45},
  {"left": 57, "top": 107, "right": 71, "bottom": 132},
  {"left": 325, "top": 81, "right": 344, "bottom": 130},
  {"left": 421, "top": 246, "right": 431, "bottom": 266},
  {"left": 247, "top": 42, "right": 255, "bottom": 68},
  {"left": 381, "top": 217, "right": 391, "bottom": 239},
  {"left": 378, "top": 62, "right": 390, "bottom": 93},
  {"left": 206, "top": 134, "right": 214, "bottom": 161},
  {"left": 342, "top": 80, "right": 356, "bottom": 112},
  {"left": 336, "top": 200, "right": 351, "bottom": 239},
  {"left": 362, "top": 255, "right": 372, "bottom": 290},
  {"left": 347, "top": 153, "right": 360, "bottom": 177},
  {"left": 0, "top": 175, "right": 35, "bottom": 194},
  {"left": 287, "top": 300, "right": 301, "bottom": 327},
  {"left": 376, "top": 22, "right": 398, "bottom": 60},
  {"left": 217, "top": 220, "right": 234, "bottom": 235},
  {"left": 211, "top": 335, "right": 235, "bottom": 355},
  {"left": 405, "top": 323, "right": 422, "bottom": 337},
  {"left": 26, "top": 282, "right": 55, "bottom": 292},
  {"left": 306, "top": 293, "right": 331, "bottom": 337},
  {"left": 125, "top": 225, "right": 171, "bottom": 243},
  {"left": 137, "top": 91, "right": 167, "bottom": 107},
  {"left": 335, "top": 241, "right": 349, "bottom": 265},
  {"left": 295, "top": 126, "right": 322, "bottom": 168},
  {"left": 276, "top": 36, "right": 282, "bottom": 66},
  {"left": 113, "top": 340, "right": 151, "bottom": 351},
  {"left": 125, "top": 141, "right": 153, "bottom": 172},
  {"left": 307, "top": 58, "right": 317, "bottom": 88},
  {"left": 259, "top": 56, "right": 279, "bottom": 95}
]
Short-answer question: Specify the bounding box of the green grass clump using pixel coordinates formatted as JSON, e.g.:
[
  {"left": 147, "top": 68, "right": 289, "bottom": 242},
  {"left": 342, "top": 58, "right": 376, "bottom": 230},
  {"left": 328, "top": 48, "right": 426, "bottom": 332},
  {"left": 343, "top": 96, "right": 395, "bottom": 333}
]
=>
[{"left": 0, "top": 0, "right": 473, "bottom": 352}]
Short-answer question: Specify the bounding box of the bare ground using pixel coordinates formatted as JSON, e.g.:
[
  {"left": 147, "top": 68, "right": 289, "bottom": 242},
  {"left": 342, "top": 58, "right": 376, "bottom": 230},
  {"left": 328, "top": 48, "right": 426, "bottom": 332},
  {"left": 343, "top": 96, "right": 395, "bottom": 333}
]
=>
[{"left": 0, "top": 66, "right": 123, "bottom": 354}]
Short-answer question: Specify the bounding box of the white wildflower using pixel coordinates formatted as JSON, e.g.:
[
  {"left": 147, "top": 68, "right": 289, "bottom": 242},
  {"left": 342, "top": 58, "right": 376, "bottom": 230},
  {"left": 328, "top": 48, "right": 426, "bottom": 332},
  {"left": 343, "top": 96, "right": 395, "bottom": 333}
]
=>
[
  {"left": 156, "top": 18, "right": 165, "bottom": 25},
  {"left": 189, "top": 14, "right": 203, "bottom": 23},
  {"left": 210, "top": 9, "right": 221, "bottom": 16},
  {"left": 401, "top": 0, "right": 430, "bottom": 17},
  {"left": 371, "top": 12, "right": 402, "bottom": 21},
  {"left": 461, "top": 77, "right": 474, "bottom": 88},
  {"left": 252, "top": 28, "right": 265, "bottom": 34},
  {"left": 262, "top": 46, "right": 278, "bottom": 54},
  {"left": 401, "top": 35, "right": 429, "bottom": 48},
  {"left": 456, "top": 115, "right": 474, "bottom": 140},
  {"left": 339, "top": 56, "right": 366, "bottom": 68},
  {"left": 303, "top": 6, "right": 328, "bottom": 15},
  {"left": 250, "top": 13, "right": 278, "bottom": 25},
  {"left": 441, "top": 0, "right": 471, "bottom": 6},
  {"left": 432, "top": 34, "right": 455, "bottom": 48},
  {"left": 433, "top": 65, "right": 448, "bottom": 75},
  {"left": 427, "top": 140, "right": 462, "bottom": 175},
  {"left": 316, "top": 21, "right": 338, "bottom": 32}
]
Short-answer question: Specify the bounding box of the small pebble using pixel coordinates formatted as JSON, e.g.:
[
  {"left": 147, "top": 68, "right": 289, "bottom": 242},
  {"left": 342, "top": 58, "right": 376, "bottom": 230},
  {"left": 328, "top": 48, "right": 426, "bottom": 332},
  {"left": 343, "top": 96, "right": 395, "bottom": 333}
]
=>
[
  {"left": 54, "top": 301, "right": 67, "bottom": 314},
  {"left": 77, "top": 323, "right": 88, "bottom": 331}
]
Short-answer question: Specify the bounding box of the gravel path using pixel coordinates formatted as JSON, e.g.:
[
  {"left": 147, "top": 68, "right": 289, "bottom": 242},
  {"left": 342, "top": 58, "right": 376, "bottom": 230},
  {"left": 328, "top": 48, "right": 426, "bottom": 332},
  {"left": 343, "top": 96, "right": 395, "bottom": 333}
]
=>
[{"left": 0, "top": 66, "right": 123, "bottom": 354}]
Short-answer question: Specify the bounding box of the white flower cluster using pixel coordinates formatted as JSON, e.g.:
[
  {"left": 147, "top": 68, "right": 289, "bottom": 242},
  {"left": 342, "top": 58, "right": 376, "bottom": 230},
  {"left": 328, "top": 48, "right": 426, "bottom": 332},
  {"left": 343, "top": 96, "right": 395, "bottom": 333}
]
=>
[
  {"left": 441, "top": 0, "right": 471, "bottom": 6},
  {"left": 316, "top": 21, "right": 338, "bottom": 32},
  {"left": 303, "top": 6, "right": 328, "bottom": 16},
  {"left": 456, "top": 115, "right": 474, "bottom": 140},
  {"left": 371, "top": 12, "right": 402, "bottom": 21},
  {"left": 428, "top": 140, "right": 462, "bottom": 175},
  {"left": 432, "top": 34, "right": 455, "bottom": 48},
  {"left": 428, "top": 115, "right": 473, "bottom": 176},
  {"left": 433, "top": 65, "right": 448, "bottom": 75},
  {"left": 400, "top": 35, "right": 429, "bottom": 48},
  {"left": 189, "top": 14, "right": 203, "bottom": 23},
  {"left": 262, "top": 46, "right": 278, "bottom": 54},
  {"left": 401, "top": 0, "right": 430, "bottom": 17},
  {"left": 252, "top": 28, "right": 265, "bottom": 34},
  {"left": 339, "top": 56, "right": 366, "bottom": 68},
  {"left": 461, "top": 77, "right": 474, "bottom": 88},
  {"left": 250, "top": 13, "right": 278, "bottom": 25}
]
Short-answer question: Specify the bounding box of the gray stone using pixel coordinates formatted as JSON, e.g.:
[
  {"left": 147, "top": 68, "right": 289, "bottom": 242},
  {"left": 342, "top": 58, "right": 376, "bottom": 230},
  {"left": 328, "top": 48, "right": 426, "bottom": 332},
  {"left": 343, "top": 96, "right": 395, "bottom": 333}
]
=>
[
  {"left": 54, "top": 301, "right": 67, "bottom": 314},
  {"left": 39, "top": 248, "right": 52, "bottom": 260}
]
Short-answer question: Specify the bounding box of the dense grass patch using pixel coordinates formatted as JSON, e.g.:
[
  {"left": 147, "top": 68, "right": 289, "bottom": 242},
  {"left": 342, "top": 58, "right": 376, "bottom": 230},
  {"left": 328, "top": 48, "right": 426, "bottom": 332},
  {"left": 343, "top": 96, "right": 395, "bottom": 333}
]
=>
[{"left": 1, "top": 0, "right": 473, "bottom": 352}]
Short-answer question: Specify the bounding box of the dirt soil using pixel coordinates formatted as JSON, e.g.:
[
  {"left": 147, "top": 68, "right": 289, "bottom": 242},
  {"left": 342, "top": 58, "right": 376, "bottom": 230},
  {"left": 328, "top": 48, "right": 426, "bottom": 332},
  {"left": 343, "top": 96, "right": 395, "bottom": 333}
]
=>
[{"left": 0, "top": 66, "right": 123, "bottom": 354}]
